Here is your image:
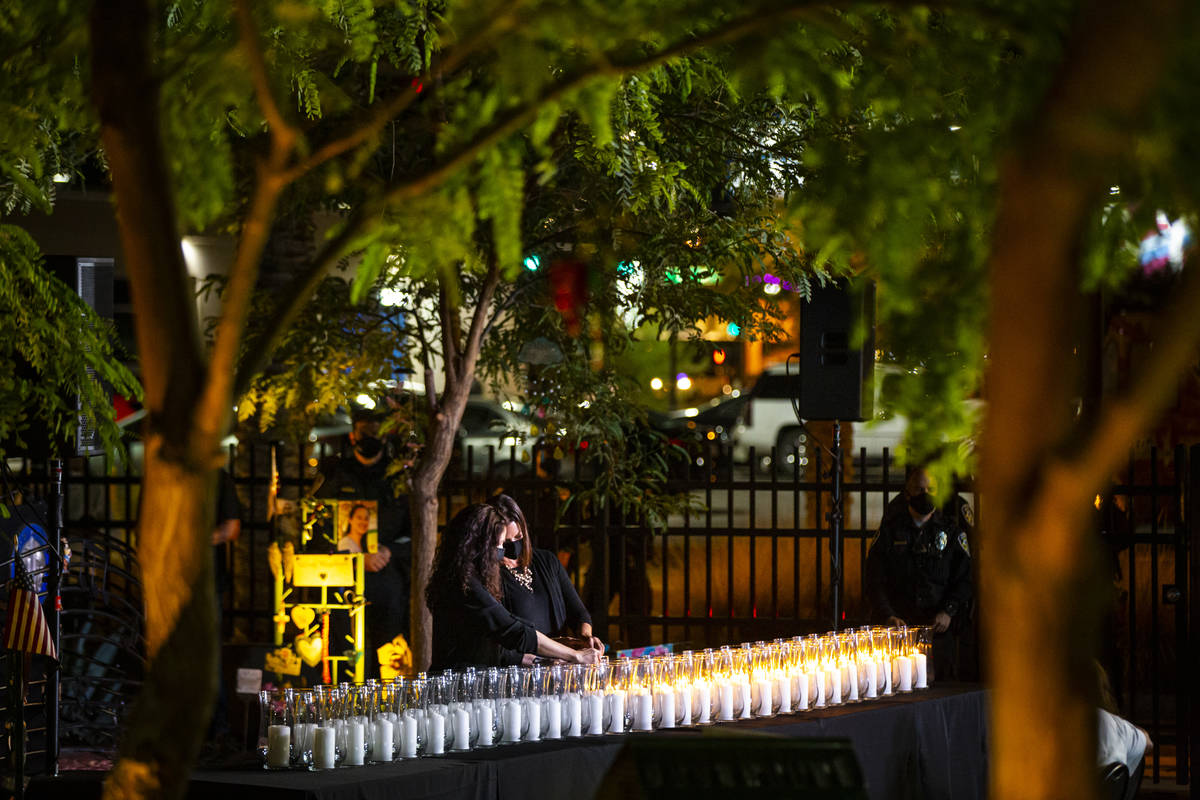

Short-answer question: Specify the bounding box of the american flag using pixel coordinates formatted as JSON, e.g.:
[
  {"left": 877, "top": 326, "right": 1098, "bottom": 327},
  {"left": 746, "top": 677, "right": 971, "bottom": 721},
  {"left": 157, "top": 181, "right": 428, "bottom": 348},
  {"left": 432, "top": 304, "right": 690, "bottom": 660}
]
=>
[{"left": 3, "top": 554, "right": 57, "bottom": 660}]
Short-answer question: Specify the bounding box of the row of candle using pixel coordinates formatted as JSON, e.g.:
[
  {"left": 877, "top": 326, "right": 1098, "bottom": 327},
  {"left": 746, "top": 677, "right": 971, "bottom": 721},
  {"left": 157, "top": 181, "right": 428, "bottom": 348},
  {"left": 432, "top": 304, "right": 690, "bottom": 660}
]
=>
[{"left": 259, "top": 624, "right": 933, "bottom": 769}]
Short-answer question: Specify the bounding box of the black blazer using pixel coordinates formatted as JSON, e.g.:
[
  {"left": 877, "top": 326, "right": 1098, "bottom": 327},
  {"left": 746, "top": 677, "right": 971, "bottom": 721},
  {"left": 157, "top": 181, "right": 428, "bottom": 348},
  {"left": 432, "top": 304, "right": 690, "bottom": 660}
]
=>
[
  {"left": 497, "top": 548, "right": 592, "bottom": 664},
  {"left": 429, "top": 575, "right": 539, "bottom": 671}
]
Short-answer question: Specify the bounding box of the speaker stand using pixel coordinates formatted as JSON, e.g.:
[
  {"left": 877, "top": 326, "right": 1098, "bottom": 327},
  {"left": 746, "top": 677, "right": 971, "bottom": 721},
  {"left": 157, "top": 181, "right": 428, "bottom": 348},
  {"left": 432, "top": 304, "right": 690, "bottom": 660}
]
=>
[{"left": 829, "top": 421, "right": 844, "bottom": 631}]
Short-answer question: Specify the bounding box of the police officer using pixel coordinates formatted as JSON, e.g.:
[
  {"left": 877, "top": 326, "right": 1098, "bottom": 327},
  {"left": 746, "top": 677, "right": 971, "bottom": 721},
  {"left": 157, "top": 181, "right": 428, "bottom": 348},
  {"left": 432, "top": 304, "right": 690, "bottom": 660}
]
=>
[
  {"left": 311, "top": 406, "right": 412, "bottom": 678},
  {"left": 867, "top": 467, "right": 972, "bottom": 679}
]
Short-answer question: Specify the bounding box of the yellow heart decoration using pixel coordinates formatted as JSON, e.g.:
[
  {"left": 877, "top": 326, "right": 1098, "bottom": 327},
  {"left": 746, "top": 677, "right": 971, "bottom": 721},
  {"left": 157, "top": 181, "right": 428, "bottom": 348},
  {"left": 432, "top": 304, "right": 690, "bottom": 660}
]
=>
[
  {"left": 291, "top": 606, "right": 316, "bottom": 631},
  {"left": 294, "top": 634, "right": 323, "bottom": 667}
]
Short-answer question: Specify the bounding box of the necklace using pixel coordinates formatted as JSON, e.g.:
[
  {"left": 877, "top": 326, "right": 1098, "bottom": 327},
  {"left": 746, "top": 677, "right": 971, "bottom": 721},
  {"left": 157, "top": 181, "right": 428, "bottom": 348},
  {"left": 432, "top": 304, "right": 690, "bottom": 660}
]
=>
[{"left": 506, "top": 564, "right": 533, "bottom": 592}]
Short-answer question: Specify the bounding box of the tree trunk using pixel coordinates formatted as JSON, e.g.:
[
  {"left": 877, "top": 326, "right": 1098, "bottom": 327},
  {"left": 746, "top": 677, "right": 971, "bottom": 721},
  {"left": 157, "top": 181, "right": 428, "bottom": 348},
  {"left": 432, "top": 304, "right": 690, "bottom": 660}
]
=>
[
  {"left": 104, "top": 451, "right": 217, "bottom": 800},
  {"left": 409, "top": 386, "right": 473, "bottom": 672},
  {"left": 91, "top": 1, "right": 226, "bottom": 797},
  {"left": 980, "top": 2, "right": 1186, "bottom": 798}
]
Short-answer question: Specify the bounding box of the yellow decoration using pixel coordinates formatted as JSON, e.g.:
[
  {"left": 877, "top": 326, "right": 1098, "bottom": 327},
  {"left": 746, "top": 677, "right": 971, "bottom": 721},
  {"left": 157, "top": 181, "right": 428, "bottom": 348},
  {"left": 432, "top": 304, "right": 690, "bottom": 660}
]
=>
[
  {"left": 267, "top": 541, "right": 282, "bottom": 579},
  {"left": 265, "top": 647, "right": 302, "bottom": 676},
  {"left": 553, "top": 447, "right": 564, "bottom": 460},
  {"left": 281, "top": 541, "right": 295, "bottom": 583},
  {"left": 377, "top": 635, "right": 413, "bottom": 681},
  {"left": 295, "top": 634, "right": 324, "bottom": 667},
  {"left": 291, "top": 606, "right": 316, "bottom": 630}
]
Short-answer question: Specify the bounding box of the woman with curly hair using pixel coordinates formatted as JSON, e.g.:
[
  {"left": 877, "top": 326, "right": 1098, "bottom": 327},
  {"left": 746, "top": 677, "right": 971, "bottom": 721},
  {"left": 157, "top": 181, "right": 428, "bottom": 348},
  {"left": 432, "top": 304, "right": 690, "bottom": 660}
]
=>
[{"left": 427, "top": 503, "right": 601, "bottom": 671}]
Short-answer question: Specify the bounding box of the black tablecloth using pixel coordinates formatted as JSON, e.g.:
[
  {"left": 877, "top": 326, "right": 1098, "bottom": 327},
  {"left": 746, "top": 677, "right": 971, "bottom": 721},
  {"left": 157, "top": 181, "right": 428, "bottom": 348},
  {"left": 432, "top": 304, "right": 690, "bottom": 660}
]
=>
[{"left": 29, "top": 685, "right": 987, "bottom": 800}]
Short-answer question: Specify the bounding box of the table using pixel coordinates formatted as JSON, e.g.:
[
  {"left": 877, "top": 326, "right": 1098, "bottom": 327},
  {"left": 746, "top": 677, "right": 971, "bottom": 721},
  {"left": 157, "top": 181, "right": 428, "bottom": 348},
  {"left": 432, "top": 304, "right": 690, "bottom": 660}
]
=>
[{"left": 28, "top": 685, "right": 987, "bottom": 800}]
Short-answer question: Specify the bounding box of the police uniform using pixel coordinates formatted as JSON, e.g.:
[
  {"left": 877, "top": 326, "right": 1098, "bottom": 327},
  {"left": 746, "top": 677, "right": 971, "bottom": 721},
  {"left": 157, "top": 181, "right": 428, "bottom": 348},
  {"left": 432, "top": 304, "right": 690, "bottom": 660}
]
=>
[{"left": 866, "top": 502, "right": 972, "bottom": 678}]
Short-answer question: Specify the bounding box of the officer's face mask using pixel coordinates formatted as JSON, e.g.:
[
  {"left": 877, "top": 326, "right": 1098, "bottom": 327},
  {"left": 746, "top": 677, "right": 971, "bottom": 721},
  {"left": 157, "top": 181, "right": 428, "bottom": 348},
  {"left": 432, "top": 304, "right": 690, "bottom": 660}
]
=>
[
  {"left": 502, "top": 538, "right": 524, "bottom": 560},
  {"left": 354, "top": 436, "right": 384, "bottom": 461},
  {"left": 908, "top": 491, "right": 936, "bottom": 517}
]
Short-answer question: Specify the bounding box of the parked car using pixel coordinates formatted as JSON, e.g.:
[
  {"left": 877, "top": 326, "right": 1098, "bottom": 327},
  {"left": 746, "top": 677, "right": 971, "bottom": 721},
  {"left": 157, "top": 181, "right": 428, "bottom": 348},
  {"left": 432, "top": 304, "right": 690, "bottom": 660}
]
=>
[
  {"left": 308, "top": 396, "right": 536, "bottom": 479},
  {"left": 455, "top": 399, "right": 536, "bottom": 479},
  {"left": 649, "top": 394, "right": 746, "bottom": 474}
]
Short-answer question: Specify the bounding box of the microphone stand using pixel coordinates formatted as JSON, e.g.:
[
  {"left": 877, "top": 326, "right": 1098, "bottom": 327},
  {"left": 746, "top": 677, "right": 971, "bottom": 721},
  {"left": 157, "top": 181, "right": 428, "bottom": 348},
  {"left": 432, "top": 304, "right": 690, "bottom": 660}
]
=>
[{"left": 829, "top": 422, "right": 844, "bottom": 631}]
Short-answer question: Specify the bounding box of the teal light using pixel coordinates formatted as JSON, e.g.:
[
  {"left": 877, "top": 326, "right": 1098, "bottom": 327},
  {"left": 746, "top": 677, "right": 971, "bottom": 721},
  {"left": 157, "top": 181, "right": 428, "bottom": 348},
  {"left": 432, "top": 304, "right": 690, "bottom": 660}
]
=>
[
  {"left": 726, "top": 322, "right": 741, "bottom": 337},
  {"left": 524, "top": 254, "right": 541, "bottom": 272}
]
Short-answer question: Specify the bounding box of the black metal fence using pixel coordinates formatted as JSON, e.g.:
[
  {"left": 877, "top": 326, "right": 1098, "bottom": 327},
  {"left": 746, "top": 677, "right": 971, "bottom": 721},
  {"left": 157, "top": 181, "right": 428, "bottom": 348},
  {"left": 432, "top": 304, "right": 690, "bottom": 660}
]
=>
[{"left": 1, "top": 440, "right": 1195, "bottom": 795}]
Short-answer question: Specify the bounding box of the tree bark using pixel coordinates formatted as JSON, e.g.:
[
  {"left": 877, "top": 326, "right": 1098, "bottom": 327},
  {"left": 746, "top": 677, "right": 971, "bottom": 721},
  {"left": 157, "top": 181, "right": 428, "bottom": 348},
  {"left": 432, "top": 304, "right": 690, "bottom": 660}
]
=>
[
  {"left": 91, "top": 1, "right": 224, "bottom": 797},
  {"left": 980, "top": 2, "right": 1186, "bottom": 798},
  {"left": 409, "top": 264, "right": 502, "bottom": 671},
  {"left": 103, "top": 453, "right": 217, "bottom": 800}
]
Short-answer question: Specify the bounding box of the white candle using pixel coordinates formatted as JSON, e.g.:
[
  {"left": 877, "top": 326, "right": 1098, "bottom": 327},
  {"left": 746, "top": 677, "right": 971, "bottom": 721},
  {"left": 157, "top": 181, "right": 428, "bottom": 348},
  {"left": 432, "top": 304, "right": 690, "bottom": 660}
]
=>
[
  {"left": 544, "top": 696, "right": 562, "bottom": 739},
  {"left": 777, "top": 674, "right": 792, "bottom": 714},
  {"left": 718, "top": 681, "right": 735, "bottom": 721},
  {"left": 453, "top": 706, "right": 472, "bottom": 751},
  {"left": 400, "top": 714, "right": 419, "bottom": 758},
  {"left": 913, "top": 652, "right": 928, "bottom": 689},
  {"left": 267, "top": 724, "right": 291, "bottom": 768},
  {"left": 373, "top": 718, "right": 393, "bottom": 762},
  {"left": 814, "top": 669, "right": 826, "bottom": 708},
  {"left": 628, "top": 690, "right": 648, "bottom": 734},
  {"left": 606, "top": 689, "right": 626, "bottom": 734},
  {"left": 313, "top": 726, "right": 336, "bottom": 769},
  {"left": 345, "top": 720, "right": 364, "bottom": 766},
  {"left": 503, "top": 700, "right": 523, "bottom": 743},
  {"left": 846, "top": 662, "right": 859, "bottom": 703},
  {"left": 387, "top": 712, "right": 400, "bottom": 754},
  {"left": 523, "top": 698, "right": 542, "bottom": 742},
  {"left": 795, "top": 671, "right": 810, "bottom": 711},
  {"left": 696, "top": 682, "right": 712, "bottom": 724},
  {"left": 738, "top": 679, "right": 753, "bottom": 719},
  {"left": 565, "top": 693, "right": 582, "bottom": 737},
  {"left": 475, "top": 702, "right": 494, "bottom": 748},
  {"left": 676, "top": 685, "right": 692, "bottom": 726},
  {"left": 632, "top": 691, "right": 654, "bottom": 731},
  {"left": 658, "top": 688, "right": 676, "bottom": 729},
  {"left": 756, "top": 678, "right": 775, "bottom": 717},
  {"left": 863, "top": 659, "right": 878, "bottom": 699},
  {"left": 586, "top": 693, "right": 605, "bottom": 735},
  {"left": 427, "top": 709, "right": 445, "bottom": 754},
  {"left": 829, "top": 666, "right": 842, "bottom": 705},
  {"left": 895, "top": 655, "right": 913, "bottom": 692},
  {"left": 879, "top": 656, "right": 892, "bottom": 695}
]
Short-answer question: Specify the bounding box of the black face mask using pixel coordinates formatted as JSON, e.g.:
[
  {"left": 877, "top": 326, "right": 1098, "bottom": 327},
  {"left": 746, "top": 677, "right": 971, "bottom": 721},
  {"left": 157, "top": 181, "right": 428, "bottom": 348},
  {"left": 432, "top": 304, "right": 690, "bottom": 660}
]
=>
[
  {"left": 502, "top": 538, "right": 524, "bottom": 560},
  {"left": 909, "top": 492, "right": 936, "bottom": 516},
  {"left": 354, "top": 436, "right": 384, "bottom": 460}
]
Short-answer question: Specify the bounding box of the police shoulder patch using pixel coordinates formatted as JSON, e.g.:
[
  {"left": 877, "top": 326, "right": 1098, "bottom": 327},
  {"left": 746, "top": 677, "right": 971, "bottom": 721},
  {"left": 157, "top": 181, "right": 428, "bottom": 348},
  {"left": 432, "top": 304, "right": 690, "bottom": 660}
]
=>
[
  {"left": 958, "top": 531, "right": 970, "bottom": 557},
  {"left": 960, "top": 501, "right": 974, "bottom": 528}
]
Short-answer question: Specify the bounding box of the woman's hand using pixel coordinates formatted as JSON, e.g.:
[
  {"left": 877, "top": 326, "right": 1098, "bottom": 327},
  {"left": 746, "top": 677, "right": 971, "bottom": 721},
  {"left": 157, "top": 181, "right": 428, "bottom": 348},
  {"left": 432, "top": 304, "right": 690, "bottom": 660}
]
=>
[
  {"left": 364, "top": 545, "right": 391, "bottom": 573},
  {"left": 578, "top": 624, "right": 604, "bottom": 654},
  {"left": 573, "top": 647, "right": 601, "bottom": 665}
]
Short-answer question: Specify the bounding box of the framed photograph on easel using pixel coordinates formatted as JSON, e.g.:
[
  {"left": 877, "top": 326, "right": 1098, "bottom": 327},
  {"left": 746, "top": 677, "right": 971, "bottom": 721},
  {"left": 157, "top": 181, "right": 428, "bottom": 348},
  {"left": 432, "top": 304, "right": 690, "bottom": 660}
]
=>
[{"left": 335, "top": 500, "right": 378, "bottom": 553}]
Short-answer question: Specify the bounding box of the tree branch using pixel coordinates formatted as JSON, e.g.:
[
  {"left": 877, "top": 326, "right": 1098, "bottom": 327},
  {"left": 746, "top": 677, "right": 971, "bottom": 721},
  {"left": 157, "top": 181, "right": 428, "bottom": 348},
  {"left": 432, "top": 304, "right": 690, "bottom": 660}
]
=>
[
  {"left": 465, "top": 256, "right": 503, "bottom": 370},
  {"left": 233, "top": 214, "right": 364, "bottom": 397},
  {"left": 230, "top": 0, "right": 871, "bottom": 404},
  {"left": 438, "top": 277, "right": 461, "bottom": 389},
  {"left": 233, "top": 0, "right": 298, "bottom": 153},
  {"left": 373, "top": 0, "right": 837, "bottom": 208},
  {"left": 279, "top": 0, "right": 528, "bottom": 184},
  {"left": 406, "top": 297, "right": 440, "bottom": 414}
]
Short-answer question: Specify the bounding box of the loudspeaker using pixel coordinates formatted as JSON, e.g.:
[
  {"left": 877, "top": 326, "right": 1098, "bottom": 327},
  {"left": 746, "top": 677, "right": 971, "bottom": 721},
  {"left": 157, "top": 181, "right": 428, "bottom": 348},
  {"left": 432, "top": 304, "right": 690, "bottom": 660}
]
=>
[
  {"left": 798, "top": 279, "right": 875, "bottom": 421},
  {"left": 596, "top": 736, "right": 868, "bottom": 800},
  {"left": 45, "top": 256, "right": 115, "bottom": 456}
]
